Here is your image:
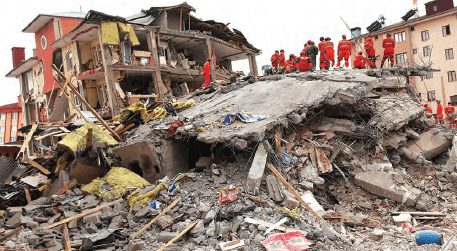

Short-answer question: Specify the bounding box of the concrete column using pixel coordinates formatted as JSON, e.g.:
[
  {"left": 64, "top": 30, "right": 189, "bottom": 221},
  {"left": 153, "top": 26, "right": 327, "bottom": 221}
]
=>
[
  {"left": 205, "top": 36, "right": 215, "bottom": 81},
  {"left": 147, "top": 28, "right": 166, "bottom": 99},
  {"left": 247, "top": 52, "right": 259, "bottom": 77},
  {"left": 98, "top": 26, "right": 119, "bottom": 116}
]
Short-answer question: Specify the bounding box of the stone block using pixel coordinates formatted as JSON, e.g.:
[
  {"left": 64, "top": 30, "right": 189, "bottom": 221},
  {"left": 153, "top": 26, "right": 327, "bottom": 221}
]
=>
[
  {"left": 157, "top": 231, "right": 177, "bottom": 243},
  {"left": 406, "top": 128, "right": 452, "bottom": 159},
  {"left": 265, "top": 175, "right": 283, "bottom": 202},
  {"left": 195, "top": 156, "right": 212, "bottom": 170},
  {"left": 355, "top": 171, "right": 418, "bottom": 207},
  {"left": 246, "top": 142, "right": 268, "bottom": 195},
  {"left": 282, "top": 190, "right": 299, "bottom": 209}
]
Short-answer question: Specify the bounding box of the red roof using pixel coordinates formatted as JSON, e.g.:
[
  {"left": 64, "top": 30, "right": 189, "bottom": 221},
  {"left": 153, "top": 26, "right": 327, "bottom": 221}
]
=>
[{"left": 0, "top": 102, "right": 21, "bottom": 111}]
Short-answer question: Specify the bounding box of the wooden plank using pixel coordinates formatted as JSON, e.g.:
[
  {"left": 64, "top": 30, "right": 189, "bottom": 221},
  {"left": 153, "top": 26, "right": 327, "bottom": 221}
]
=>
[
  {"left": 34, "top": 131, "right": 62, "bottom": 141},
  {"left": 127, "top": 94, "right": 158, "bottom": 98},
  {"left": 24, "top": 158, "right": 51, "bottom": 175},
  {"left": 17, "top": 124, "right": 38, "bottom": 159},
  {"left": 132, "top": 198, "right": 181, "bottom": 239},
  {"left": 244, "top": 217, "right": 305, "bottom": 233},
  {"left": 62, "top": 223, "right": 71, "bottom": 251},
  {"left": 44, "top": 199, "right": 122, "bottom": 229},
  {"left": 156, "top": 221, "right": 197, "bottom": 251},
  {"left": 24, "top": 188, "right": 32, "bottom": 204},
  {"left": 63, "top": 113, "right": 77, "bottom": 123},
  {"left": 59, "top": 127, "right": 71, "bottom": 133},
  {"left": 390, "top": 212, "right": 445, "bottom": 217},
  {"left": 98, "top": 26, "right": 119, "bottom": 116},
  {"left": 266, "top": 164, "right": 323, "bottom": 220},
  {"left": 55, "top": 179, "right": 78, "bottom": 195},
  {"left": 148, "top": 28, "right": 165, "bottom": 99},
  {"left": 52, "top": 65, "right": 122, "bottom": 142},
  {"left": 53, "top": 132, "right": 69, "bottom": 138}
]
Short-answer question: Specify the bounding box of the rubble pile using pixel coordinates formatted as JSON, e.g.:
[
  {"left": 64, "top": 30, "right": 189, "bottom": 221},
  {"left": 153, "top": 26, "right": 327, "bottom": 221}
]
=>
[{"left": 2, "top": 68, "right": 457, "bottom": 250}]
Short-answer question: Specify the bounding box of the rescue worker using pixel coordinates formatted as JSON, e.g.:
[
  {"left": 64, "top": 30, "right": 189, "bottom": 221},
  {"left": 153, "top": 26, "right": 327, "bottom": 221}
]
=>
[
  {"left": 318, "top": 37, "right": 326, "bottom": 70},
  {"left": 353, "top": 51, "right": 367, "bottom": 69},
  {"left": 284, "top": 54, "right": 296, "bottom": 73},
  {"left": 337, "top": 35, "right": 352, "bottom": 68},
  {"left": 423, "top": 103, "right": 433, "bottom": 118},
  {"left": 278, "top": 49, "right": 286, "bottom": 68},
  {"left": 364, "top": 34, "right": 376, "bottom": 68},
  {"left": 324, "top": 37, "right": 335, "bottom": 68},
  {"left": 307, "top": 41, "right": 319, "bottom": 70},
  {"left": 298, "top": 52, "right": 312, "bottom": 72},
  {"left": 436, "top": 100, "right": 444, "bottom": 123},
  {"left": 271, "top": 50, "right": 280, "bottom": 71},
  {"left": 301, "top": 41, "right": 311, "bottom": 56},
  {"left": 445, "top": 102, "right": 456, "bottom": 128},
  {"left": 201, "top": 58, "right": 212, "bottom": 88},
  {"left": 381, "top": 33, "right": 395, "bottom": 68}
]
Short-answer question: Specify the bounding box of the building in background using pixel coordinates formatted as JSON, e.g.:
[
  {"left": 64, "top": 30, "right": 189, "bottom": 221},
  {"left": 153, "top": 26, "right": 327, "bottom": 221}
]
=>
[
  {"left": 0, "top": 100, "right": 22, "bottom": 159},
  {"left": 350, "top": 0, "right": 456, "bottom": 111},
  {"left": 6, "top": 13, "right": 84, "bottom": 127}
]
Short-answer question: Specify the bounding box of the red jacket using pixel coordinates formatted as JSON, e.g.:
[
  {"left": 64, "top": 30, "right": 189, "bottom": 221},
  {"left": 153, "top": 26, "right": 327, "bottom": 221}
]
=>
[
  {"left": 437, "top": 104, "right": 444, "bottom": 115},
  {"left": 445, "top": 106, "right": 455, "bottom": 116},
  {"left": 299, "top": 57, "right": 312, "bottom": 71},
  {"left": 202, "top": 62, "right": 211, "bottom": 75},
  {"left": 338, "top": 39, "right": 352, "bottom": 53},
  {"left": 324, "top": 41, "right": 334, "bottom": 53},
  {"left": 382, "top": 37, "right": 395, "bottom": 49},
  {"left": 271, "top": 54, "right": 279, "bottom": 63},
  {"left": 318, "top": 41, "right": 326, "bottom": 53},
  {"left": 278, "top": 53, "right": 286, "bottom": 66},
  {"left": 354, "top": 55, "right": 367, "bottom": 67}
]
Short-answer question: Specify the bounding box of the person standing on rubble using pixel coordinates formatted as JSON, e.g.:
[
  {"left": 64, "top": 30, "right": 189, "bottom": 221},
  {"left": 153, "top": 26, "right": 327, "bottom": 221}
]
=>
[
  {"left": 381, "top": 33, "right": 395, "bottom": 68},
  {"left": 301, "top": 41, "right": 310, "bottom": 56},
  {"left": 364, "top": 34, "right": 376, "bottom": 68},
  {"left": 306, "top": 41, "right": 319, "bottom": 70},
  {"left": 318, "top": 37, "right": 327, "bottom": 70},
  {"left": 337, "top": 35, "right": 352, "bottom": 68},
  {"left": 278, "top": 49, "right": 286, "bottom": 68},
  {"left": 324, "top": 37, "right": 335, "bottom": 68},
  {"left": 445, "top": 102, "right": 456, "bottom": 128},
  {"left": 353, "top": 51, "right": 367, "bottom": 69},
  {"left": 202, "top": 58, "right": 212, "bottom": 88},
  {"left": 436, "top": 100, "right": 444, "bottom": 123},
  {"left": 271, "top": 50, "right": 280, "bottom": 72}
]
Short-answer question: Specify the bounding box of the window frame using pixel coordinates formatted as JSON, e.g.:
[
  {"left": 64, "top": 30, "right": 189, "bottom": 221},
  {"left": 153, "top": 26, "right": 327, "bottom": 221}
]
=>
[
  {"left": 423, "top": 46, "right": 432, "bottom": 57},
  {"left": 427, "top": 90, "right": 436, "bottom": 102},
  {"left": 421, "top": 30, "right": 430, "bottom": 41},
  {"left": 395, "top": 52, "right": 407, "bottom": 64},
  {"left": 394, "top": 31, "right": 406, "bottom": 43},
  {"left": 443, "top": 25, "right": 451, "bottom": 37},
  {"left": 445, "top": 48, "right": 454, "bottom": 60},
  {"left": 448, "top": 71, "right": 457, "bottom": 82}
]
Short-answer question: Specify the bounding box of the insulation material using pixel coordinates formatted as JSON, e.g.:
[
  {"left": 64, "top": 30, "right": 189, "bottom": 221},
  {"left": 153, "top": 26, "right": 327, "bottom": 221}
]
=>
[
  {"left": 128, "top": 182, "right": 168, "bottom": 211},
  {"left": 57, "top": 123, "right": 118, "bottom": 155},
  {"left": 101, "top": 22, "right": 120, "bottom": 45},
  {"left": 173, "top": 99, "right": 195, "bottom": 110},
  {"left": 117, "top": 22, "right": 140, "bottom": 46},
  {"left": 82, "top": 167, "right": 149, "bottom": 201},
  {"left": 113, "top": 102, "right": 148, "bottom": 122}
]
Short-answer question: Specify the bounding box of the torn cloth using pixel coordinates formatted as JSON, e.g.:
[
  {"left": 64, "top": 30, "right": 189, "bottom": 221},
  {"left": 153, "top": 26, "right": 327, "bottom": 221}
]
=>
[
  {"left": 261, "top": 231, "right": 311, "bottom": 251},
  {"left": 223, "top": 112, "right": 266, "bottom": 126},
  {"left": 168, "top": 120, "right": 185, "bottom": 136},
  {"left": 117, "top": 22, "right": 140, "bottom": 46}
]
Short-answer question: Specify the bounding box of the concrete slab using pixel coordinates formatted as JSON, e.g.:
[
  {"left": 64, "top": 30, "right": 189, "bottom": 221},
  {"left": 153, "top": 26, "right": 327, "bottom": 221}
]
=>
[
  {"left": 355, "top": 171, "right": 417, "bottom": 207},
  {"left": 406, "top": 128, "right": 452, "bottom": 159},
  {"left": 246, "top": 142, "right": 268, "bottom": 195},
  {"left": 180, "top": 77, "right": 361, "bottom": 144}
]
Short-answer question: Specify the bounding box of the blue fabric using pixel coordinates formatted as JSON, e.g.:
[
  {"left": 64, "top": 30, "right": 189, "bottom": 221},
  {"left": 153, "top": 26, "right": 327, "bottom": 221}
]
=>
[{"left": 223, "top": 112, "right": 266, "bottom": 125}]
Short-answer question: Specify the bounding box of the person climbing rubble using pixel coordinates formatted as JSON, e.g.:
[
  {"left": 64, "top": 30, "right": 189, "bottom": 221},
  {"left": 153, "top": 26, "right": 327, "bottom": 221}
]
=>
[
  {"left": 436, "top": 100, "right": 444, "bottom": 123},
  {"left": 337, "top": 35, "right": 352, "bottom": 68},
  {"left": 445, "top": 101, "right": 456, "bottom": 128}
]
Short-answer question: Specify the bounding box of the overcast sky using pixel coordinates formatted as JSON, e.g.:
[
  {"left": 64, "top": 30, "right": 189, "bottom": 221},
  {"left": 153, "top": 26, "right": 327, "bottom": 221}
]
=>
[{"left": 0, "top": 0, "right": 425, "bottom": 105}]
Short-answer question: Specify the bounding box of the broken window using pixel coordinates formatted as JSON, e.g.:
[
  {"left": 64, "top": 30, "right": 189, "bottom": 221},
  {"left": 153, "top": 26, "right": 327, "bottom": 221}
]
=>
[
  {"left": 427, "top": 90, "right": 436, "bottom": 101},
  {"left": 395, "top": 53, "right": 407, "bottom": 64},
  {"left": 410, "top": 26, "right": 415, "bottom": 31},
  {"left": 0, "top": 113, "right": 5, "bottom": 121},
  {"left": 91, "top": 45, "right": 103, "bottom": 67},
  {"left": 433, "top": 5, "right": 438, "bottom": 12},
  {"left": 394, "top": 32, "right": 406, "bottom": 43},
  {"left": 445, "top": 48, "right": 454, "bottom": 60},
  {"left": 451, "top": 95, "right": 457, "bottom": 105},
  {"left": 65, "top": 51, "right": 73, "bottom": 70},
  {"left": 421, "top": 30, "right": 430, "bottom": 41},
  {"left": 448, "top": 71, "right": 457, "bottom": 82},
  {"left": 443, "top": 25, "right": 451, "bottom": 36},
  {"left": 423, "top": 46, "right": 431, "bottom": 57}
]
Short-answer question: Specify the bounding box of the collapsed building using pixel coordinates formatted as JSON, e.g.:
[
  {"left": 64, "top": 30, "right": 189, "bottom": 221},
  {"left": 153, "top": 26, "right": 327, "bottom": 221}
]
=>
[{"left": 2, "top": 66, "right": 457, "bottom": 250}]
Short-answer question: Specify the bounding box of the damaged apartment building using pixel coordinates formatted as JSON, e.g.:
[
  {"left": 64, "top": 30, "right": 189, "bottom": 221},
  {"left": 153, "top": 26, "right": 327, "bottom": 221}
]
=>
[{"left": 51, "top": 2, "right": 260, "bottom": 117}]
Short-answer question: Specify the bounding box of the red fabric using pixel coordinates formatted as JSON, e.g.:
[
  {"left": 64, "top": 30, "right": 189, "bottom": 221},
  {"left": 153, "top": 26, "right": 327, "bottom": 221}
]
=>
[
  {"left": 271, "top": 54, "right": 279, "bottom": 68},
  {"left": 202, "top": 61, "right": 211, "bottom": 87},
  {"left": 284, "top": 59, "right": 295, "bottom": 72},
  {"left": 382, "top": 37, "right": 395, "bottom": 56},
  {"left": 324, "top": 41, "right": 335, "bottom": 66},
  {"left": 168, "top": 120, "right": 185, "bottom": 136},
  {"left": 354, "top": 55, "right": 367, "bottom": 69},
  {"left": 318, "top": 41, "right": 326, "bottom": 52},
  {"left": 445, "top": 106, "right": 455, "bottom": 116},
  {"left": 437, "top": 104, "right": 443, "bottom": 115},
  {"left": 425, "top": 106, "right": 433, "bottom": 114},
  {"left": 278, "top": 53, "right": 286, "bottom": 67},
  {"left": 299, "top": 57, "right": 312, "bottom": 72},
  {"left": 337, "top": 50, "right": 351, "bottom": 67},
  {"left": 338, "top": 39, "right": 352, "bottom": 52},
  {"left": 262, "top": 232, "right": 311, "bottom": 251}
]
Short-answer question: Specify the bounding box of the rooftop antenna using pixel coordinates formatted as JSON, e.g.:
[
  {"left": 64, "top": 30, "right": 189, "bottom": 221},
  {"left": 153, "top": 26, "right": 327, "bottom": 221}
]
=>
[{"left": 80, "top": 5, "right": 83, "bottom": 13}]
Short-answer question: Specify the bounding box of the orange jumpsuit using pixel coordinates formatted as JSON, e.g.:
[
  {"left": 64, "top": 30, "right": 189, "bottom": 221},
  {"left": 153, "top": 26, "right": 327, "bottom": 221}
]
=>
[
  {"left": 284, "top": 59, "right": 295, "bottom": 73},
  {"left": 437, "top": 104, "right": 444, "bottom": 123},
  {"left": 445, "top": 105, "right": 456, "bottom": 127},
  {"left": 337, "top": 39, "right": 352, "bottom": 68},
  {"left": 364, "top": 37, "right": 376, "bottom": 68},
  {"left": 353, "top": 54, "right": 367, "bottom": 69},
  {"left": 298, "top": 57, "right": 312, "bottom": 72},
  {"left": 271, "top": 53, "right": 279, "bottom": 69},
  {"left": 324, "top": 41, "right": 335, "bottom": 67},
  {"left": 381, "top": 37, "right": 395, "bottom": 67},
  {"left": 318, "top": 41, "right": 326, "bottom": 69},
  {"left": 278, "top": 53, "right": 286, "bottom": 67},
  {"left": 202, "top": 61, "right": 211, "bottom": 87}
]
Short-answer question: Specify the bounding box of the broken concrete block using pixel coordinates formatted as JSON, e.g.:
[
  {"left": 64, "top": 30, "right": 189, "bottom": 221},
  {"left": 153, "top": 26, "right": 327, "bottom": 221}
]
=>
[
  {"left": 27, "top": 234, "right": 40, "bottom": 245},
  {"left": 444, "top": 136, "right": 457, "bottom": 173},
  {"left": 155, "top": 215, "right": 173, "bottom": 229},
  {"left": 6, "top": 212, "right": 21, "bottom": 228},
  {"left": 195, "top": 156, "right": 212, "bottom": 170},
  {"left": 307, "top": 117, "right": 356, "bottom": 134},
  {"left": 231, "top": 138, "right": 248, "bottom": 150},
  {"left": 127, "top": 240, "right": 145, "bottom": 251},
  {"left": 204, "top": 209, "right": 217, "bottom": 224},
  {"left": 114, "top": 140, "right": 189, "bottom": 183},
  {"left": 246, "top": 142, "right": 268, "bottom": 195},
  {"left": 158, "top": 231, "right": 177, "bottom": 243},
  {"left": 354, "top": 171, "right": 418, "bottom": 207},
  {"left": 83, "top": 213, "right": 101, "bottom": 225},
  {"left": 282, "top": 190, "right": 299, "bottom": 209},
  {"left": 265, "top": 175, "right": 283, "bottom": 202},
  {"left": 406, "top": 128, "right": 452, "bottom": 159}
]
